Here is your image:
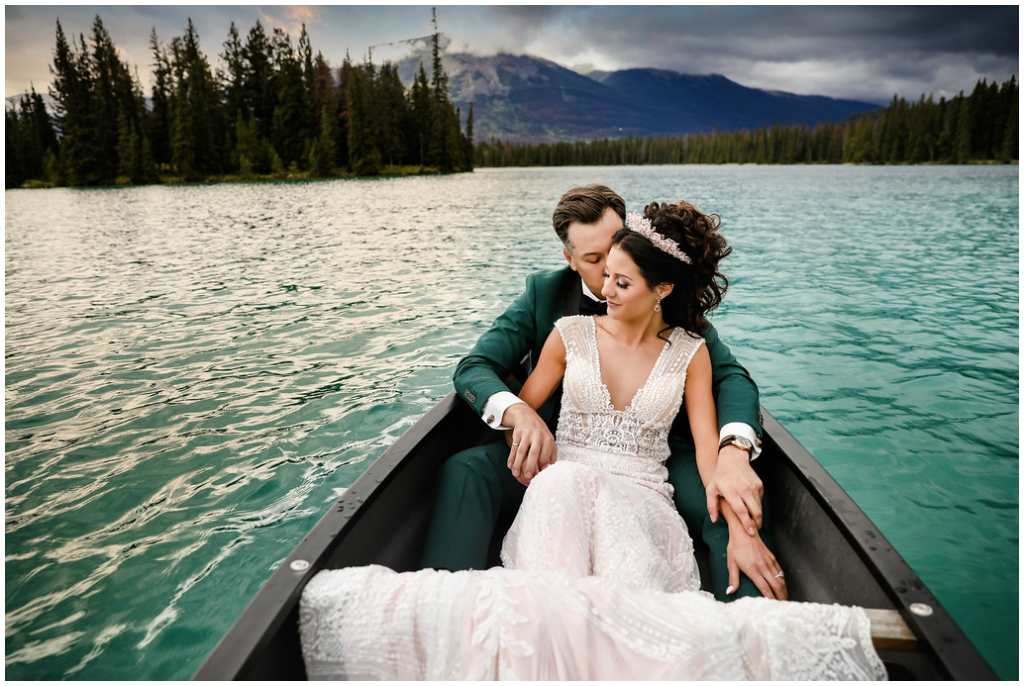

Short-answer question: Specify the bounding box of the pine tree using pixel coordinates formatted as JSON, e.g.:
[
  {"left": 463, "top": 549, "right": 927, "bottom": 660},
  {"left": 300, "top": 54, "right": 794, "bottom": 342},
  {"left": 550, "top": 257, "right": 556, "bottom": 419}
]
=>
[
  {"left": 243, "top": 21, "right": 275, "bottom": 140},
  {"left": 409, "top": 62, "right": 432, "bottom": 167},
  {"left": 148, "top": 29, "right": 173, "bottom": 168},
  {"left": 377, "top": 62, "right": 406, "bottom": 167},
  {"left": 427, "top": 25, "right": 452, "bottom": 171},
  {"left": 28, "top": 86, "right": 58, "bottom": 156},
  {"left": 311, "top": 52, "right": 333, "bottom": 137},
  {"left": 5, "top": 107, "right": 26, "bottom": 187},
  {"left": 1000, "top": 83, "right": 1018, "bottom": 161},
  {"left": 334, "top": 52, "right": 353, "bottom": 169},
  {"left": 464, "top": 102, "right": 475, "bottom": 170},
  {"left": 49, "top": 22, "right": 95, "bottom": 185},
  {"left": 220, "top": 22, "right": 247, "bottom": 144},
  {"left": 346, "top": 64, "right": 382, "bottom": 176},
  {"left": 954, "top": 92, "right": 971, "bottom": 163},
  {"left": 169, "top": 34, "right": 196, "bottom": 179},
  {"left": 271, "top": 28, "right": 310, "bottom": 168},
  {"left": 996, "top": 76, "right": 1017, "bottom": 161},
  {"left": 312, "top": 91, "right": 337, "bottom": 177},
  {"left": 299, "top": 25, "right": 315, "bottom": 125},
  {"left": 89, "top": 16, "right": 127, "bottom": 183}
]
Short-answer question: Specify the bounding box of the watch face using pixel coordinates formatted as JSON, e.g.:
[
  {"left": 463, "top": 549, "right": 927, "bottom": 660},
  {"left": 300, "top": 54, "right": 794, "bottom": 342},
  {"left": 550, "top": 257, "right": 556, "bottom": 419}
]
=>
[{"left": 724, "top": 436, "right": 752, "bottom": 450}]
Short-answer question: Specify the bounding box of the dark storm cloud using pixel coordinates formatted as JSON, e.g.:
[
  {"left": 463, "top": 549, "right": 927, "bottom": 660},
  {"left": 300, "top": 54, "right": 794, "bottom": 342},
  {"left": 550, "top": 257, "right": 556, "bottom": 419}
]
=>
[
  {"left": 480, "top": 5, "right": 1017, "bottom": 102},
  {"left": 510, "top": 5, "right": 1015, "bottom": 61},
  {"left": 872, "top": 6, "right": 1017, "bottom": 55},
  {"left": 5, "top": 6, "right": 1018, "bottom": 103},
  {"left": 488, "top": 6, "right": 1017, "bottom": 56}
]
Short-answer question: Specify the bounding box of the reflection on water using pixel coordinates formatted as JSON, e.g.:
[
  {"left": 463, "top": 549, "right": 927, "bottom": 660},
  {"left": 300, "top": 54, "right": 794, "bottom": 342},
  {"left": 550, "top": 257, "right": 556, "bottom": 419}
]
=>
[{"left": 5, "top": 166, "right": 1018, "bottom": 679}]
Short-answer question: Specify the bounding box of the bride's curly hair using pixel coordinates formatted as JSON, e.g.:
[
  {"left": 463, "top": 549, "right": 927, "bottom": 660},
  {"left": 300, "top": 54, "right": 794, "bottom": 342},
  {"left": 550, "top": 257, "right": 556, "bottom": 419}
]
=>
[{"left": 611, "top": 201, "right": 732, "bottom": 337}]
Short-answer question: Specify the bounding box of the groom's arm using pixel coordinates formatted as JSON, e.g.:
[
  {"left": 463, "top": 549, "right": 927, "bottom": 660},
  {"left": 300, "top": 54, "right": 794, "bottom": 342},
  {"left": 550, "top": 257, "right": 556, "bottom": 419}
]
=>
[
  {"left": 705, "top": 322, "right": 762, "bottom": 450},
  {"left": 704, "top": 322, "right": 766, "bottom": 534},
  {"left": 453, "top": 273, "right": 541, "bottom": 421},
  {"left": 454, "top": 273, "right": 560, "bottom": 480}
]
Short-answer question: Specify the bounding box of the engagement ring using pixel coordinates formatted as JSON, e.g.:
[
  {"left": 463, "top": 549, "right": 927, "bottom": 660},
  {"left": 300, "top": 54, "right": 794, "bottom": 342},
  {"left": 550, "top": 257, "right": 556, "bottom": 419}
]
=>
[{"left": 774, "top": 572, "right": 784, "bottom": 579}]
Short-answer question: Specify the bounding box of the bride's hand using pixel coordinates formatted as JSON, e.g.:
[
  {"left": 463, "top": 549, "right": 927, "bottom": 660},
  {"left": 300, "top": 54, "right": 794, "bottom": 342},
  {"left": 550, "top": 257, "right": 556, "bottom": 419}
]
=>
[
  {"left": 504, "top": 404, "right": 556, "bottom": 486},
  {"left": 726, "top": 528, "right": 788, "bottom": 601}
]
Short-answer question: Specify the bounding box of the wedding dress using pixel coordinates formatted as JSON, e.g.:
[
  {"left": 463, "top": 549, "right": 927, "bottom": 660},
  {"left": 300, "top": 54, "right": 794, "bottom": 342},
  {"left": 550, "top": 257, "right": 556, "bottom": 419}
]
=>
[{"left": 299, "top": 316, "right": 886, "bottom": 680}]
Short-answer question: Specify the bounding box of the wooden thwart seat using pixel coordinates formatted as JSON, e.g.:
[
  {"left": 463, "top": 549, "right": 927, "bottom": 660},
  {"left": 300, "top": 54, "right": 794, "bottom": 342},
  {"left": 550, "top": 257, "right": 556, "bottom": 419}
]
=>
[{"left": 865, "top": 609, "right": 918, "bottom": 651}]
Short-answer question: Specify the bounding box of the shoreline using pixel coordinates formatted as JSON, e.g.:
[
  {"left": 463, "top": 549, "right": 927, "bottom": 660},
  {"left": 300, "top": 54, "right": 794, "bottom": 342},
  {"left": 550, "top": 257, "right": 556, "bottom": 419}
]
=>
[{"left": 9, "top": 158, "right": 1018, "bottom": 190}]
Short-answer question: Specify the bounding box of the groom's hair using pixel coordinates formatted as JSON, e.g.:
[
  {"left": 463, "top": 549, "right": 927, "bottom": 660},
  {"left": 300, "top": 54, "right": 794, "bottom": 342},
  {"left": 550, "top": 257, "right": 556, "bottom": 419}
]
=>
[{"left": 552, "top": 185, "right": 626, "bottom": 250}]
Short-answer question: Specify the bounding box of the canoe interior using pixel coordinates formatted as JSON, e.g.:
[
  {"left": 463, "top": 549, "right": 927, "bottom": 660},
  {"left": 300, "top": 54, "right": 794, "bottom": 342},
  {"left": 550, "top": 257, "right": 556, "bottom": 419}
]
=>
[{"left": 194, "top": 392, "right": 995, "bottom": 681}]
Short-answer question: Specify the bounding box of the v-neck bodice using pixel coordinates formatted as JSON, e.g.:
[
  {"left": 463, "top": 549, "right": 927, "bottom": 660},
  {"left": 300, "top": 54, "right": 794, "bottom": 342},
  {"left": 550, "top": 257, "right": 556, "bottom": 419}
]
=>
[
  {"left": 554, "top": 316, "right": 705, "bottom": 496},
  {"left": 591, "top": 318, "right": 674, "bottom": 412}
]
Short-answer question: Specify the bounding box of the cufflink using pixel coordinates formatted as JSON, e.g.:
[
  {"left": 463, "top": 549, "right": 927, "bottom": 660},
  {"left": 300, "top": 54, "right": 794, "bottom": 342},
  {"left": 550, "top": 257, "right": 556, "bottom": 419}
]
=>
[{"left": 486, "top": 414, "right": 495, "bottom": 424}]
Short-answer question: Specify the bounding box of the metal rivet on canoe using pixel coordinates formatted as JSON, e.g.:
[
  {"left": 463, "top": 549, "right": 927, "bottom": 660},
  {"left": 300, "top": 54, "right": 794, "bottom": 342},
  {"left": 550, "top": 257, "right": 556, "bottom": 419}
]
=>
[
  {"left": 290, "top": 559, "right": 311, "bottom": 572},
  {"left": 909, "top": 602, "right": 933, "bottom": 617}
]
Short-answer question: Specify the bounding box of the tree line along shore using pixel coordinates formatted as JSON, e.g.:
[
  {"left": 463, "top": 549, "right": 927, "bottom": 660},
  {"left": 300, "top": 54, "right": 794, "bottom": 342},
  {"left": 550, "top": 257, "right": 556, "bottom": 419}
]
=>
[
  {"left": 4, "top": 15, "right": 1017, "bottom": 190},
  {"left": 5, "top": 16, "right": 474, "bottom": 189},
  {"left": 475, "top": 77, "right": 1017, "bottom": 168}
]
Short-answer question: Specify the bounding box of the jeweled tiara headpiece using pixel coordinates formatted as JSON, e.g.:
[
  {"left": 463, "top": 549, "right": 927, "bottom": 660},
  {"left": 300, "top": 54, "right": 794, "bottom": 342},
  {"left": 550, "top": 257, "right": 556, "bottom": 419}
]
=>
[{"left": 625, "top": 212, "right": 692, "bottom": 264}]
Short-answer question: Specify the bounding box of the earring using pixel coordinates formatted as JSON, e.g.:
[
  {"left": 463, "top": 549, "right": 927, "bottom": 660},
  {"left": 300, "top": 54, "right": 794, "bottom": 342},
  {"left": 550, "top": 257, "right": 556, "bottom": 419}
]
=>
[{"left": 654, "top": 298, "right": 662, "bottom": 313}]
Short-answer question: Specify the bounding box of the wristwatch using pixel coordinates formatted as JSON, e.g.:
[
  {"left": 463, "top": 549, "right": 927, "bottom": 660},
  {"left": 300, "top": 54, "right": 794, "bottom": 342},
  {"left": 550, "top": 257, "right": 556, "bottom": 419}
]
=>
[{"left": 719, "top": 435, "right": 754, "bottom": 454}]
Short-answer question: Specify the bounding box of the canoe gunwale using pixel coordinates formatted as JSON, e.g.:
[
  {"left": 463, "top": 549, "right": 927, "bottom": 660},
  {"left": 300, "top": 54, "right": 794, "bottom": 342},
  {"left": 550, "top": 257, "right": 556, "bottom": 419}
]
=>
[
  {"left": 193, "top": 396, "right": 996, "bottom": 680},
  {"left": 758, "top": 411, "right": 996, "bottom": 680},
  {"left": 192, "top": 392, "right": 464, "bottom": 680}
]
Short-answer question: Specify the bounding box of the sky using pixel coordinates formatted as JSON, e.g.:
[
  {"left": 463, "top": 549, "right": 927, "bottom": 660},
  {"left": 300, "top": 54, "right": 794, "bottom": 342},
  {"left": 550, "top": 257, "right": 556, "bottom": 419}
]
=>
[{"left": 5, "top": 5, "right": 1019, "bottom": 105}]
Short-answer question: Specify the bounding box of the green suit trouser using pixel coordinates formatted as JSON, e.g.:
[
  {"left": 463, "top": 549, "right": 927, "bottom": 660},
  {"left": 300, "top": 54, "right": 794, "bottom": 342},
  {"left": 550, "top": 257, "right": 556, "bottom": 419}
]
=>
[{"left": 420, "top": 439, "right": 775, "bottom": 601}]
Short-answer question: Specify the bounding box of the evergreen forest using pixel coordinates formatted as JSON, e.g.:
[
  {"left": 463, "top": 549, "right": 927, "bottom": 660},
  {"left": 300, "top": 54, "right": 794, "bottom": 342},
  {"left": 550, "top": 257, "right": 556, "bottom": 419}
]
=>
[
  {"left": 5, "top": 15, "right": 1017, "bottom": 189},
  {"left": 5, "top": 15, "right": 474, "bottom": 188},
  {"left": 475, "top": 77, "right": 1018, "bottom": 167}
]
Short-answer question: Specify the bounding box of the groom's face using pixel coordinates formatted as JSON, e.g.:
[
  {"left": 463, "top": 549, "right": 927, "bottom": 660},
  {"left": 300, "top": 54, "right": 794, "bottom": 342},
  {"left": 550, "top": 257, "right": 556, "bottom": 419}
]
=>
[{"left": 563, "top": 207, "right": 624, "bottom": 297}]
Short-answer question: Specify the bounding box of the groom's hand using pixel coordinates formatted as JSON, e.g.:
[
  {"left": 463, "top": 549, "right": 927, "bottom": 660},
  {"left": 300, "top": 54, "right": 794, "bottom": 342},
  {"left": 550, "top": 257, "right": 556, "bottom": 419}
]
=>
[
  {"left": 504, "top": 404, "right": 556, "bottom": 486},
  {"left": 705, "top": 447, "right": 763, "bottom": 535}
]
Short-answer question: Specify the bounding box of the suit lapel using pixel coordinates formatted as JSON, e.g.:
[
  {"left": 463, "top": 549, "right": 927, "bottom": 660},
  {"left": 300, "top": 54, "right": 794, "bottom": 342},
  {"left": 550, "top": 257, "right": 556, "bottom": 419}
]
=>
[{"left": 562, "top": 275, "right": 583, "bottom": 317}]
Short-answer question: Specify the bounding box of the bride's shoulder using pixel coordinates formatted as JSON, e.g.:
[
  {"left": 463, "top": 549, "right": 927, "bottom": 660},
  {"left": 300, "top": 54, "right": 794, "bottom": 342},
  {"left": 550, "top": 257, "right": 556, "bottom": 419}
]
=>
[
  {"left": 553, "top": 316, "right": 594, "bottom": 350},
  {"left": 669, "top": 328, "right": 706, "bottom": 355},
  {"left": 554, "top": 315, "right": 592, "bottom": 332},
  {"left": 670, "top": 326, "right": 703, "bottom": 341}
]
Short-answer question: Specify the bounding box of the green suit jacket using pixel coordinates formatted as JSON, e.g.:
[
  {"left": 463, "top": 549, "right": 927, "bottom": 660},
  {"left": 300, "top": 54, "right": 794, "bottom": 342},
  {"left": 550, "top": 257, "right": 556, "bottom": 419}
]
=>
[{"left": 454, "top": 267, "right": 761, "bottom": 452}]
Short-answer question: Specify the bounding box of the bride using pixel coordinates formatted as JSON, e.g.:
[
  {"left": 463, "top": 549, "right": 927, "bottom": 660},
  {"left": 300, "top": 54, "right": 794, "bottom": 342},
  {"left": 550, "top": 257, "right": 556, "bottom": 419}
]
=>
[{"left": 299, "top": 202, "right": 886, "bottom": 680}]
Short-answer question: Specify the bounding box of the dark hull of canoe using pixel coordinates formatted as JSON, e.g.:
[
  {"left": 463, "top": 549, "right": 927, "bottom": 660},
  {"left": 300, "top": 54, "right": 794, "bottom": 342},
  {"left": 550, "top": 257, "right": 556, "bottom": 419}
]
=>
[{"left": 194, "top": 393, "right": 995, "bottom": 680}]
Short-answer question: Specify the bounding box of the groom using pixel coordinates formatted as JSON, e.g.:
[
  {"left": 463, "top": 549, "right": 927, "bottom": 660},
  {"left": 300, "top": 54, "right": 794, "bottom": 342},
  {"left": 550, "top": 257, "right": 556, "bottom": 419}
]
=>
[{"left": 421, "top": 184, "right": 785, "bottom": 601}]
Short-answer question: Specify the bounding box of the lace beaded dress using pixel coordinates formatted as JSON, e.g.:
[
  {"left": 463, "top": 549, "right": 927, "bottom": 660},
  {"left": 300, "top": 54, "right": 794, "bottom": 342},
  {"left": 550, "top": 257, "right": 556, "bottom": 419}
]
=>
[{"left": 299, "top": 317, "right": 886, "bottom": 680}]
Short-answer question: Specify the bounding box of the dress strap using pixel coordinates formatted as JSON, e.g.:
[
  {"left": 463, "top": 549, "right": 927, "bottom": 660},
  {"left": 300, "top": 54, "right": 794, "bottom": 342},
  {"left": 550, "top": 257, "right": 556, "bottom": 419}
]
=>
[
  {"left": 659, "top": 329, "right": 705, "bottom": 379},
  {"left": 553, "top": 316, "right": 594, "bottom": 366}
]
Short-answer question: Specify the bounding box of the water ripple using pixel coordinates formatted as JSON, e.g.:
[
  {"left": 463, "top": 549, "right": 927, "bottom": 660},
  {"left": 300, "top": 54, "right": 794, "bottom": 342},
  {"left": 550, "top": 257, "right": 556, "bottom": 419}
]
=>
[{"left": 5, "top": 167, "right": 1018, "bottom": 679}]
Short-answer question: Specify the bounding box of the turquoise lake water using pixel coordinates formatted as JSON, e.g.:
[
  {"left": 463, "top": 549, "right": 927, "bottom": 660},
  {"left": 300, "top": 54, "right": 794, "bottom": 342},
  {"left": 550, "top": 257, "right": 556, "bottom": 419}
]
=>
[{"left": 5, "top": 165, "right": 1018, "bottom": 679}]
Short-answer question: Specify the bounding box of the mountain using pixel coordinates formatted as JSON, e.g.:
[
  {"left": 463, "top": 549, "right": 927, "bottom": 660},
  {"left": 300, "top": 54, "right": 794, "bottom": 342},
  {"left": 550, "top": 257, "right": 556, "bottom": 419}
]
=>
[
  {"left": 5, "top": 92, "right": 58, "bottom": 113},
  {"left": 399, "top": 52, "right": 880, "bottom": 143},
  {"left": 398, "top": 53, "right": 648, "bottom": 142},
  {"left": 594, "top": 68, "right": 881, "bottom": 135}
]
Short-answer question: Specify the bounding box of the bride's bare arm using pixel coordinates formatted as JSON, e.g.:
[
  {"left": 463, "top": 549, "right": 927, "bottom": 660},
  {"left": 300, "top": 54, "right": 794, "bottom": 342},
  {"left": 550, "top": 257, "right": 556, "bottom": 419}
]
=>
[
  {"left": 683, "top": 345, "right": 719, "bottom": 485},
  {"left": 518, "top": 328, "right": 567, "bottom": 411},
  {"left": 508, "top": 328, "right": 567, "bottom": 484},
  {"left": 684, "top": 345, "right": 787, "bottom": 600}
]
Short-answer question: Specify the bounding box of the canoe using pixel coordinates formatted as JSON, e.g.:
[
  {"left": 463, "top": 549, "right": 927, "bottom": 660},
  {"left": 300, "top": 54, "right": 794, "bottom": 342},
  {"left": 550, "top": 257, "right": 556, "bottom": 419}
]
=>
[{"left": 193, "top": 391, "right": 996, "bottom": 680}]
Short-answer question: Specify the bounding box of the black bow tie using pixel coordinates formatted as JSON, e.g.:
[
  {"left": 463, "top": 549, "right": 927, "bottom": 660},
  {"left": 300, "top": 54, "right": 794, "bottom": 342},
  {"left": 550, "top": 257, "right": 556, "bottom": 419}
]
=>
[{"left": 580, "top": 297, "right": 607, "bottom": 317}]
